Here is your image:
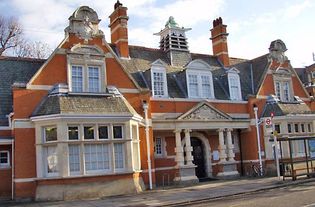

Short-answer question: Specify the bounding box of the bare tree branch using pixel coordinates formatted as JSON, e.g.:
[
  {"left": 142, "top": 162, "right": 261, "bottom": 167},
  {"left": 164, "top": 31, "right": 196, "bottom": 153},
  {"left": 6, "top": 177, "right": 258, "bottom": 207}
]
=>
[
  {"left": 0, "top": 15, "right": 23, "bottom": 56},
  {"left": 14, "top": 40, "right": 52, "bottom": 59}
]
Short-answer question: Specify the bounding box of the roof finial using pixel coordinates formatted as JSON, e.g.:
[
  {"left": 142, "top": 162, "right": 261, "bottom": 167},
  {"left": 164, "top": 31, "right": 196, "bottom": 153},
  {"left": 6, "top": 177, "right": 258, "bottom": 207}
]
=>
[
  {"left": 165, "top": 16, "right": 179, "bottom": 28},
  {"left": 114, "top": 0, "right": 123, "bottom": 10}
]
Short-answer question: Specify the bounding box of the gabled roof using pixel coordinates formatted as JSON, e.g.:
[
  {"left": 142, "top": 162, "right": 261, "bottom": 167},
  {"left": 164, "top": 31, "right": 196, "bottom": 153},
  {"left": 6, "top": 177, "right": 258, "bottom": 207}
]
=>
[
  {"left": 232, "top": 54, "right": 270, "bottom": 97},
  {"left": 117, "top": 45, "right": 251, "bottom": 100},
  {"left": 262, "top": 102, "right": 314, "bottom": 117},
  {"left": 0, "top": 56, "right": 44, "bottom": 125},
  {"left": 177, "top": 101, "right": 232, "bottom": 121}
]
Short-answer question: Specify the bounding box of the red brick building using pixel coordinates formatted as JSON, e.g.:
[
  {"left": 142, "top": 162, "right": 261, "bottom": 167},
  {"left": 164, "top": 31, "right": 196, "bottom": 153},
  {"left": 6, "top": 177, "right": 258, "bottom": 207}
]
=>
[{"left": 0, "top": 1, "right": 314, "bottom": 201}]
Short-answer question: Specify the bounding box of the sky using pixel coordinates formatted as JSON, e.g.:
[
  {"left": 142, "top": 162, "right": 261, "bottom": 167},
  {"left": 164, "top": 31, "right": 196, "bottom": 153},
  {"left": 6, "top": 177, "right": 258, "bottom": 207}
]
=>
[{"left": 0, "top": 0, "right": 314, "bottom": 67}]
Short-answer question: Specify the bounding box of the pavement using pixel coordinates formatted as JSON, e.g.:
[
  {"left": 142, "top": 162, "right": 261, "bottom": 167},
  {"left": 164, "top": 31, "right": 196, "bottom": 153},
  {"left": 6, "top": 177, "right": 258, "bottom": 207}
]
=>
[{"left": 2, "top": 176, "right": 315, "bottom": 207}]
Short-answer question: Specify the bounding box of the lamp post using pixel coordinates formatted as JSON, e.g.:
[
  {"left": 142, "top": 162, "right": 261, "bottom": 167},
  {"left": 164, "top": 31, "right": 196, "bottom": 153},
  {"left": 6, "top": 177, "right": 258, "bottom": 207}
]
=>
[{"left": 253, "top": 104, "right": 263, "bottom": 176}]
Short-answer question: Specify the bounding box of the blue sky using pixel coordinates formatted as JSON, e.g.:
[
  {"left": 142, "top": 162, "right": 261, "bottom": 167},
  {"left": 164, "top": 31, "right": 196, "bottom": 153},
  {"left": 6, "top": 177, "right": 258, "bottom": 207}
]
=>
[{"left": 0, "top": 0, "right": 314, "bottom": 67}]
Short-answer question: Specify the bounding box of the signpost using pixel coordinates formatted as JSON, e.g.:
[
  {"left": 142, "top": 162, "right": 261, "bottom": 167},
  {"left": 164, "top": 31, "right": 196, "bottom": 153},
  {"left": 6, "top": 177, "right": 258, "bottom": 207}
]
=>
[{"left": 270, "top": 113, "right": 281, "bottom": 180}]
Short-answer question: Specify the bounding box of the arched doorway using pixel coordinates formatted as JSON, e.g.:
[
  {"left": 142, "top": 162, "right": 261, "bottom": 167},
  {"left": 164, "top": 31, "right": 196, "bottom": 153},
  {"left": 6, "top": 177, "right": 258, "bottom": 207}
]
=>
[{"left": 191, "top": 137, "right": 206, "bottom": 178}]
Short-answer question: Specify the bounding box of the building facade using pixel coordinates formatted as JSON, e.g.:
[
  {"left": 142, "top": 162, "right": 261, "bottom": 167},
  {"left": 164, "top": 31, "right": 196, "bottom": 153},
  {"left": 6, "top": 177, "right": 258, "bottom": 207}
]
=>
[{"left": 0, "top": 1, "right": 314, "bottom": 201}]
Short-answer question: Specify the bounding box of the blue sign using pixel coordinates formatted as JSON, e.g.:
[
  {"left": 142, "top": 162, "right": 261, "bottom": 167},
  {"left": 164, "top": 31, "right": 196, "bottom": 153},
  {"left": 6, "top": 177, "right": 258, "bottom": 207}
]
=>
[{"left": 309, "top": 139, "right": 315, "bottom": 158}]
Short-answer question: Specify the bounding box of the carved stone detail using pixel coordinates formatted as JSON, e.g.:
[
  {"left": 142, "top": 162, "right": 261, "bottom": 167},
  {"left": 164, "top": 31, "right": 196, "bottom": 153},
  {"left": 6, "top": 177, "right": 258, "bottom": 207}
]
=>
[
  {"left": 183, "top": 104, "right": 228, "bottom": 120},
  {"left": 65, "top": 6, "right": 104, "bottom": 41}
]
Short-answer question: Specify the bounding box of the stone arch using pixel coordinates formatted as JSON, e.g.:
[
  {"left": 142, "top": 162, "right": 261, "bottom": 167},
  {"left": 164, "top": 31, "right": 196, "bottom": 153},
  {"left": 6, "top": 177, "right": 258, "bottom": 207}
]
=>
[{"left": 182, "top": 131, "right": 212, "bottom": 177}]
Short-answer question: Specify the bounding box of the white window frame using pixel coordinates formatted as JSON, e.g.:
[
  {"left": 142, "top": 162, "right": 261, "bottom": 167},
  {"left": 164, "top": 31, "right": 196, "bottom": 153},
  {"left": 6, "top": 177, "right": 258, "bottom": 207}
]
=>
[
  {"left": 40, "top": 123, "right": 135, "bottom": 178},
  {"left": 67, "top": 45, "right": 106, "bottom": 94},
  {"left": 186, "top": 70, "right": 214, "bottom": 99},
  {"left": 43, "top": 126, "right": 57, "bottom": 143},
  {"left": 87, "top": 66, "right": 101, "bottom": 92},
  {"left": 68, "top": 125, "right": 80, "bottom": 141},
  {"left": 273, "top": 72, "right": 293, "bottom": 102},
  {"left": 71, "top": 65, "right": 84, "bottom": 92},
  {"left": 151, "top": 66, "right": 168, "bottom": 98},
  {"left": 0, "top": 150, "right": 10, "bottom": 168},
  {"left": 68, "top": 144, "right": 81, "bottom": 175},
  {"left": 45, "top": 145, "right": 59, "bottom": 177},
  {"left": 228, "top": 72, "right": 242, "bottom": 101},
  {"left": 154, "top": 137, "right": 164, "bottom": 157}
]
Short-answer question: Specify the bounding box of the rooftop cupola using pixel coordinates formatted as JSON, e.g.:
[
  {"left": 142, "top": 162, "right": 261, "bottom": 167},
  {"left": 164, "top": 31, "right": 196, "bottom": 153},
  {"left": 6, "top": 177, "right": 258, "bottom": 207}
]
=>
[{"left": 155, "top": 16, "right": 192, "bottom": 67}]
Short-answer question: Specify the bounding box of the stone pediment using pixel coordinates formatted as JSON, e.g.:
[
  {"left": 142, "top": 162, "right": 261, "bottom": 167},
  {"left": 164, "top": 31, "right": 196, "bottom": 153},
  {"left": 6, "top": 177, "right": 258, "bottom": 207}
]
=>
[{"left": 177, "top": 102, "right": 231, "bottom": 121}]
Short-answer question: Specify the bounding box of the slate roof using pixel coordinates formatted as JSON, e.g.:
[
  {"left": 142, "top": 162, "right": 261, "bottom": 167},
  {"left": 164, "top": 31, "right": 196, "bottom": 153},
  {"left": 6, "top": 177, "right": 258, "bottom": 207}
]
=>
[
  {"left": 32, "top": 94, "right": 139, "bottom": 117},
  {"left": 118, "top": 45, "right": 271, "bottom": 100},
  {"left": 262, "top": 102, "right": 314, "bottom": 117},
  {"left": 0, "top": 57, "right": 44, "bottom": 125}
]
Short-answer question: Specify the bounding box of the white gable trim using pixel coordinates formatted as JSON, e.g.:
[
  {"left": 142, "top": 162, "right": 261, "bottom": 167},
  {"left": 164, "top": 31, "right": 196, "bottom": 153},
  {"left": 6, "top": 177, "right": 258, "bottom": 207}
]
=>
[
  {"left": 27, "top": 35, "right": 70, "bottom": 86},
  {"left": 186, "top": 59, "right": 212, "bottom": 71}
]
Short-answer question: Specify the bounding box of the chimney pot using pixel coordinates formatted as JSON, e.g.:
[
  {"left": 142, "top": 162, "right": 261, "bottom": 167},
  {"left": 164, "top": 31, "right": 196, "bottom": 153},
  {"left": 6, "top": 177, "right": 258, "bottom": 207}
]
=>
[{"left": 210, "top": 17, "right": 230, "bottom": 67}]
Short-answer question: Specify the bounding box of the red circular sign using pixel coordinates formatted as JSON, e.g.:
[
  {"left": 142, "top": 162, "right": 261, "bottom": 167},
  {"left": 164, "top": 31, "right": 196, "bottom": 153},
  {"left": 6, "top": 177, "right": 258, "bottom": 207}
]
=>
[{"left": 265, "top": 118, "right": 272, "bottom": 126}]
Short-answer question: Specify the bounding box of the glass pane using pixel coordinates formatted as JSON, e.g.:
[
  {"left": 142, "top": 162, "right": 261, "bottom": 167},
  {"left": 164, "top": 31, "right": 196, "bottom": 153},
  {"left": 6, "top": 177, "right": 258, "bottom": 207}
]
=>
[
  {"left": 88, "top": 66, "right": 100, "bottom": 92},
  {"left": 113, "top": 126, "right": 123, "bottom": 139},
  {"left": 68, "top": 126, "right": 79, "bottom": 140},
  {"left": 201, "top": 75, "right": 211, "bottom": 98},
  {"left": 294, "top": 124, "right": 299, "bottom": 133},
  {"left": 153, "top": 72, "right": 165, "bottom": 96},
  {"left": 155, "top": 138, "right": 162, "bottom": 155},
  {"left": 45, "top": 127, "right": 57, "bottom": 142},
  {"left": 71, "top": 66, "right": 83, "bottom": 92},
  {"left": 46, "top": 146, "right": 58, "bottom": 174},
  {"left": 0, "top": 152, "right": 8, "bottom": 164},
  {"left": 84, "top": 126, "right": 94, "bottom": 140},
  {"left": 188, "top": 74, "right": 198, "bottom": 97},
  {"left": 98, "top": 126, "right": 108, "bottom": 139},
  {"left": 288, "top": 124, "right": 292, "bottom": 133},
  {"left": 68, "top": 145, "right": 80, "bottom": 172},
  {"left": 114, "top": 143, "right": 124, "bottom": 169},
  {"left": 84, "top": 144, "right": 110, "bottom": 171}
]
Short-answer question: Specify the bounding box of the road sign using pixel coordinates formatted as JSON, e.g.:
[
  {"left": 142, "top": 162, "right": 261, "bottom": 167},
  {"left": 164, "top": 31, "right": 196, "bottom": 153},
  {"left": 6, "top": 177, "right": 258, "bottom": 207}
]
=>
[{"left": 265, "top": 117, "right": 272, "bottom": 127}]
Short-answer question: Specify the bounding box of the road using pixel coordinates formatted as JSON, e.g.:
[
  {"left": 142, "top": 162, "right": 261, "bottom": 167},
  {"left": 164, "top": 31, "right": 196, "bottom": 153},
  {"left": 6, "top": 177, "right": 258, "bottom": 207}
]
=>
[{"left": 185, "top": 181, "right": 315, "bottom": 207}]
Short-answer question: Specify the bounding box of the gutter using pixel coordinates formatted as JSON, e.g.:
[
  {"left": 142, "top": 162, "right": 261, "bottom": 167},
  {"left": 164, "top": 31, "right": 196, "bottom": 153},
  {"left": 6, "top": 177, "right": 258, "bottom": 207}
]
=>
[
  {"left": 11, "top": 139, "right": 14, "bottom": 200},
  {"left": 142, "top": 101, "right": 153, "bottom": 190}
]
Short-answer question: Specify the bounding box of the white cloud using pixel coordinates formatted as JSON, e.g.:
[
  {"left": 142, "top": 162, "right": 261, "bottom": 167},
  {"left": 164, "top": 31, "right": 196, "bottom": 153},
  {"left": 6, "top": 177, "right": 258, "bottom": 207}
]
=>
[{"left": 2, "top": 0, "right": 315, "bottom": 67}]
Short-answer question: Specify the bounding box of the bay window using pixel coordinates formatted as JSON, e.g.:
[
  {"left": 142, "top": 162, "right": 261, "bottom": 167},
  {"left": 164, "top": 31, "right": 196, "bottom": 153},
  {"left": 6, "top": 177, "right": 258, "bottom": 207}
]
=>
[{"left": 40, "top": 123, "right": 135, "bottom": 177}]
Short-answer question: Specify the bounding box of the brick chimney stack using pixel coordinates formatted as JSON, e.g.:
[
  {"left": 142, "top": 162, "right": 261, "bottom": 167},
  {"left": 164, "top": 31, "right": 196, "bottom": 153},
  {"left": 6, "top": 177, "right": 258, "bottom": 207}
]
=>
[
  {"left": 210, "top": 17, "right": 230, "bottom": 67},
  {"left": 109, "top": 1, "right": 129, "bottom": 58}
]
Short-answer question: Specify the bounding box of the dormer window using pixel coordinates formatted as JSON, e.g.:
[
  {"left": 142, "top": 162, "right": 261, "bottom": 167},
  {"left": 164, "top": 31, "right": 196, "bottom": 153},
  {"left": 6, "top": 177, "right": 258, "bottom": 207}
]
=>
[
  {"left": 151, "top": 60, "right": 168, "bottom": 98},
  {"left": 275, "top": 80, "right": 291, "bottom": 101},
  {"left": 227, "top": 69, "right": 242, "bottom": 101},
  {"left": 70, "top": 65, "right": 101, "bottom": 93},
  {"left": 67, "top": 44, "right": 106, "bottom": 94},
  {"left": 186, "top": 60, "right": 215, "bottom": 99},
  {"left": 273, "top": 69, "right": 293, "bottom": 102}
]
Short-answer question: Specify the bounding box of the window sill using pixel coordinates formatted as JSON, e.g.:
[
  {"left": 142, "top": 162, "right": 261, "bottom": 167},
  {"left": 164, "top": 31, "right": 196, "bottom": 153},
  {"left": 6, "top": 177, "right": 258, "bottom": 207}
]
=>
[
  {"left": 0, "top": 166, "right": 11, "bottom": 170},
  {"left": 68, "top": 92, "right": 112, "bottom": 97},
  {"left": 39, "top": 170, "right": 135, "bottom": 180}
]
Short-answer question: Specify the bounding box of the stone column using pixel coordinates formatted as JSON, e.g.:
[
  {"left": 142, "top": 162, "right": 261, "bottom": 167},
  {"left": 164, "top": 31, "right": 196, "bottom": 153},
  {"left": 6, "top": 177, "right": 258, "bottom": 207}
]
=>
[
  {"left": 184, "top": 129, "right": 194, "bottom": 166},
  {"left": 218, "top": 128, "right": 227, "bottom": 163},
  {"left": 174, "top": 129, "right": 184, "bottom": 167},
  {"left": 226, "top": 128, "right": 235, "bottom": 161}
]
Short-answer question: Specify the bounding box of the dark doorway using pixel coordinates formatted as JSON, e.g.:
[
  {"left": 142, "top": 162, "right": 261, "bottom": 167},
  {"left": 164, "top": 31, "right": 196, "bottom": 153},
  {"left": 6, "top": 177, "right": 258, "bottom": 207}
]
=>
[{"left": 191, "top": 137, "right": 206, "bottom": 178}]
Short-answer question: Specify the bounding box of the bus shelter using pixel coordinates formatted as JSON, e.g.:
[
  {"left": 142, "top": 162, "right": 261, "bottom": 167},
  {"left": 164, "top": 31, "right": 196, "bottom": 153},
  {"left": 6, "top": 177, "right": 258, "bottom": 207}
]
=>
[{"left": 278, "top": 136, "right": 315, "bottom": 180}]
